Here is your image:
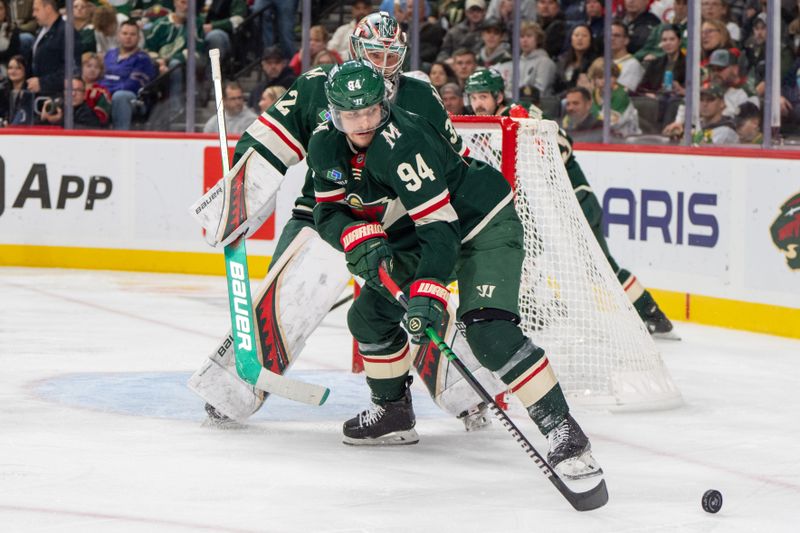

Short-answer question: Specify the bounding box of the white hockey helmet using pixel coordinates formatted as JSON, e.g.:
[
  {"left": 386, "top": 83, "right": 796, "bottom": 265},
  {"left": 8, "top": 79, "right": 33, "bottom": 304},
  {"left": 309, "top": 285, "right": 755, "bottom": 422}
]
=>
[{"left": 349, "top": 11, "right": 408, "bottom": 79}]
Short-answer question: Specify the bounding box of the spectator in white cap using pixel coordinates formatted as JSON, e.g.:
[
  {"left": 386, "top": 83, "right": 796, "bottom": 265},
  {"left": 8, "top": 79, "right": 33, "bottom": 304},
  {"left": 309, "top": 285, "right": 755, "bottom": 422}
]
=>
[{"left": 436, "top": 0, "right": 487, "bottom": 62}]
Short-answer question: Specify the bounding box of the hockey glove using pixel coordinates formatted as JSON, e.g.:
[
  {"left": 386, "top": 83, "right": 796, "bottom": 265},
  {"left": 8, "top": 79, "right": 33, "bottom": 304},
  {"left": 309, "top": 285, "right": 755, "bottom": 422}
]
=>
[
  {"left": 405, "top": 279, "right": 449, "bottom": 344},
  {"left": 341, "top": 221, "right": 393, "bottom": 291}
]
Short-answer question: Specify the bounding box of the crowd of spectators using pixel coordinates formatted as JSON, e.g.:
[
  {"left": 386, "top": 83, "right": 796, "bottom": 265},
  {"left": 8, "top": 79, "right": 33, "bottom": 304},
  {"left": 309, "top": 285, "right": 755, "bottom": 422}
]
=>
[{"left": 0, "top": 0, "right": 798, "bottom": 145}]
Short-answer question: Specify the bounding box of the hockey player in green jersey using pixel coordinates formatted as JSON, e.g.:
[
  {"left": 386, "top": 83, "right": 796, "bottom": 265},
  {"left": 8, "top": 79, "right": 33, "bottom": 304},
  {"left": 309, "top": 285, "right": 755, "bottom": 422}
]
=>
[
  {"left": 464, "top": 68, "right": 675, "bottom": 337},
  {"left": 193, "top": 12, "right": 494, "bottom": 430},
  {"left": 308, "top": 60, "right": 602, "bottom": 480}
]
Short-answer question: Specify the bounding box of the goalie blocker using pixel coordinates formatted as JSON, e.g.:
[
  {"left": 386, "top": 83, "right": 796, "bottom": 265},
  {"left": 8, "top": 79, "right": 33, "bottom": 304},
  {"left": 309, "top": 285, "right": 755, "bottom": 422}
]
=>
[{"left": 190, "top": 148, "right": 283, "bottom": 248}]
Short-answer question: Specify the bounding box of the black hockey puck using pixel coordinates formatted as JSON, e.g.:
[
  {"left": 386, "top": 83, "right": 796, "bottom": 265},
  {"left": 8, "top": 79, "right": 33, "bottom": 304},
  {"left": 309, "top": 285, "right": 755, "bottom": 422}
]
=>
[{"left": 702, "top": 490, "right": 722, "bottom": 513}]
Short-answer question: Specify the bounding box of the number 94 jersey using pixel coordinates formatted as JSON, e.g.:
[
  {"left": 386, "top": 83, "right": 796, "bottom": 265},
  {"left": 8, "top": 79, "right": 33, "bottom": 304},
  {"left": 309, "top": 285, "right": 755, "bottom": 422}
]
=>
[{"left": 308, "top": 105, "right": 513, "bottom": 282}]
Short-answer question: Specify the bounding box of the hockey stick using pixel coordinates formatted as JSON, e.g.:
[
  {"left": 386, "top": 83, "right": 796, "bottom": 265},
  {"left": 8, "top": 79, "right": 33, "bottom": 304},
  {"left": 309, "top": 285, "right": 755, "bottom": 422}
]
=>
[
  {"left": 329, "top": 292, "right": 354, "bottom": 312},
  {"left": 378, "top": 265, "right": 608, "bottom": 512},
  {"left": 209, "top": 49, "right": 329, "bottom": 406}
]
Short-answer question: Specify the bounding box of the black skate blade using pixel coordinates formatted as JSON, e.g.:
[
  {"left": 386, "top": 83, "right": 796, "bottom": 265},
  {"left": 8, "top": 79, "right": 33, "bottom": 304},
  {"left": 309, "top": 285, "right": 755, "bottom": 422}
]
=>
[{"left": 342, "top": 429, "right": 420, "bottom": 446}]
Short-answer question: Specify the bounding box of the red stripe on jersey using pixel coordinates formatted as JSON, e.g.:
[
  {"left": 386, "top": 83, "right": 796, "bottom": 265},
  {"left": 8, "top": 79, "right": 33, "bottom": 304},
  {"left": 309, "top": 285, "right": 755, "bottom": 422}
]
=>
[
  {"left": 258, "top": 116, "right": 304, "bottom": 161},
  {"left": 510, "top": 358, "right": 551, "bottom": 393},
  {"left": 623, "top": 276, "right": 638, "bottom": 292},
  {"left": 410, "top": 193, "right": 451, "bottom": 221},
  {"left": 316, "top": 192, "right": 345, "bottom": 203},
  {"left": 361, "top": 346, "right": 409, "bottom": 364}
]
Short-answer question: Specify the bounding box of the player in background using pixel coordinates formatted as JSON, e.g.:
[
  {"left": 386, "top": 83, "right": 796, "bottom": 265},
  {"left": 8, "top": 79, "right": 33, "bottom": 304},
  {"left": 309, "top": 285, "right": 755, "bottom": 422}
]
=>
[
  {"left": 463, "top": 68, "right": 675, "bottom": 337},
  {"left": 308, "top": 60, "right": 602, "bottom": 480},
  {"left": 196, "top": 12, "right": 494, "bottom": 430}
]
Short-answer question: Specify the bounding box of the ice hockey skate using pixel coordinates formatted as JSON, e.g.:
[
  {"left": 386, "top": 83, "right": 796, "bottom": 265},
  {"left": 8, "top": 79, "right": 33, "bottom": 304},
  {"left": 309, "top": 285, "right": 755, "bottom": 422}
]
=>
[
  {"left": 343, "top": 377, "right": 419, "bottom": 446},
  {"left": 546, "top": 413, "right": 603, "bottom": 480},
  {"left": 643, "top": 302, "right": 680, "bottom": 340},
  {"left": 202, "top": 403, "right": 245, "bottom": 430},
  {"left": 458, "top": 402, "right": 491, "bottom": 432}
]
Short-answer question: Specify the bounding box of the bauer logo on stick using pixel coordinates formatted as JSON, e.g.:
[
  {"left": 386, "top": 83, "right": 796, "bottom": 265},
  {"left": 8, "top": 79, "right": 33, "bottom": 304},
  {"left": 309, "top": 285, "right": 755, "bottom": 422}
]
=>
[{"left": 229, "top": 260, "right": 254, "bottom": 352}]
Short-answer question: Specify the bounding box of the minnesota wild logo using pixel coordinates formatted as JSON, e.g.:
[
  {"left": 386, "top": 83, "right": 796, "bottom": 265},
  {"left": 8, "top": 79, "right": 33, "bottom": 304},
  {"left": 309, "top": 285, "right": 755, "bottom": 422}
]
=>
[
  {"left": 379, "top": 17, "right": 398, "bottom": 39},
  {"left": 346, "top": 194, "right": 390, "bottom": 222},
  {"left": 770, "top": 191, "right": 800, "bottom": 270}
]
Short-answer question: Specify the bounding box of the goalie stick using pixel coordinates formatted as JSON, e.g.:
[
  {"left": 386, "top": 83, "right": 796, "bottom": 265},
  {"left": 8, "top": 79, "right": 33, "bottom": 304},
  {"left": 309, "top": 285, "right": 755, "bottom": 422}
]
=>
[
  {"left": 378, "top": 265, "right": 608, "bottom": 512},
  {"left": 207, "top": 48, "right": 329, "bottom": 406}
]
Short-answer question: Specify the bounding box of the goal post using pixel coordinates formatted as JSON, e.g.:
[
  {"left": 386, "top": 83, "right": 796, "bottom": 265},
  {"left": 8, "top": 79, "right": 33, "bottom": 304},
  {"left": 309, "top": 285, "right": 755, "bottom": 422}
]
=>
[{"left": 355, "top": 116, "right": 682, "bottom": 412}]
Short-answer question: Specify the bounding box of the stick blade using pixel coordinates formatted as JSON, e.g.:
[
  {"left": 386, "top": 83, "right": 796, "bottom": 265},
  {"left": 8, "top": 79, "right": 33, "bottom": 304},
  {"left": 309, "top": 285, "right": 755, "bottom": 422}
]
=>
[
  {"left": 558, "top": 477, "right": 609, "bottom": 512},
  {"left": 254, "top": 368, "right": 330, "bottom": 406}
]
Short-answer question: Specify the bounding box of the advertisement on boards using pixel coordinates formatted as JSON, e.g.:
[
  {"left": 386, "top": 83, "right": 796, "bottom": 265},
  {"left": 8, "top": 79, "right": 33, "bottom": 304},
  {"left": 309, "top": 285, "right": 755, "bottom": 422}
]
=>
[
  {"left": 579, "top": 148, "right": 800, "bottom": 309},
  {"left": 0, "top": 133, "right": 305, "bottom": 258},
  {"left": 579, "top": 150, "right": 729, "bottom": 279}
]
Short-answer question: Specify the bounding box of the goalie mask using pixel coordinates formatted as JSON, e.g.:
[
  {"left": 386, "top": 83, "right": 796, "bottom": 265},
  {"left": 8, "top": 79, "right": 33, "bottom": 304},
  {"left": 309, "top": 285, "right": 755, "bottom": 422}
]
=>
[
  {"left": 325, "top": 60, "right": 390, "bottom": 135},
  {"left": 349, "top": 12, "right": 408, "bottom": 81}
]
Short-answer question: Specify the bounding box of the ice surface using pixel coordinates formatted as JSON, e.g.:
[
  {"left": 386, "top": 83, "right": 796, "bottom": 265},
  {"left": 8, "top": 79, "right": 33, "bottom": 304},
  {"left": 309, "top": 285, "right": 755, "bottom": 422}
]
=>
[{"left": 1, "top": 267, "right": 797, "bottom": 532}]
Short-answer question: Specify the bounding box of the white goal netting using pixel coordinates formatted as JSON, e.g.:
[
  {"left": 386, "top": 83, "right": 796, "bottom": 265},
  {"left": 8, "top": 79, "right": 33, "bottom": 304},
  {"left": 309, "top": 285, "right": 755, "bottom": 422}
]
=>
[{"left": 454, "top": 116, "right": 682, "bottom": 411}]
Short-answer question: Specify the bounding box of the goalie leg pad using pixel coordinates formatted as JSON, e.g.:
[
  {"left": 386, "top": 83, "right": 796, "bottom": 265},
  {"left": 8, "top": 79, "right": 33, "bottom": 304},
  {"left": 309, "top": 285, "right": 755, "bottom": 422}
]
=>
[
  {"left": 410, "top": 292, "right": 507, "bottom": 419},
  {"left": 189, "top": 226, "right": 351, "bottom": 418},
  {"left": 188, "top": 355, "right": 263, "bottom": 422}
]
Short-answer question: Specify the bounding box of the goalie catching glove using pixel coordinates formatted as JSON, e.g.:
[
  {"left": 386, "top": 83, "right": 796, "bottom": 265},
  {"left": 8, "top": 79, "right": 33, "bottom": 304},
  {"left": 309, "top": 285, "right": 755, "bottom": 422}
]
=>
[
  {"left": 341, "top": 221, "right": 393, "bottom": 291},
  {"left": 405, "top": 279, "right": 448, "bottom": 344}
]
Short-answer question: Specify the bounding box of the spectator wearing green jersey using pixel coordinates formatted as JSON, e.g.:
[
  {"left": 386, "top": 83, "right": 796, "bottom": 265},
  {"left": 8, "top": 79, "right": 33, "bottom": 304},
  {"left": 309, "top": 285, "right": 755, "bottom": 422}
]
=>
[
  {"left": 202, "top": 0, "right": 247, "bottom": 62},
  {"left": 621, "top": 0, "right": 661, "bottom": 54},
  {"left": 587, "top": 58, "right": 642, "bottom": 137},
  {"left": 71, "top": 0, "right": 95, "bottom": 55},
  {"left": 635, "top": 0, "right": 688, "bottom": 62},
  {"left": 144, "top": 0, "right": 203, "bottom": 118}
]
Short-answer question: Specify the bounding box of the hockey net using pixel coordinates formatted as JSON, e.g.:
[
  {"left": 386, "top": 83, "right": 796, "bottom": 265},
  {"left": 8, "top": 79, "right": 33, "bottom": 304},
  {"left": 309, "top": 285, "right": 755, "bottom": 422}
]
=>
[
  {"left": 453, "top": 116, "right": 681, "bottom": 411},
  {"left": 351, "top": 116, "right": 682, "bottom": 411}
]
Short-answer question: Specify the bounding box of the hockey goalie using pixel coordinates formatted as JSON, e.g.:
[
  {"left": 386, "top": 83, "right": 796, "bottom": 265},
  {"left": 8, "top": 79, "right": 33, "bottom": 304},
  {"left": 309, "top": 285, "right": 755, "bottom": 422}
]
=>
[{"left": 188, "top": 12, "right": 506, "bottom": 433}]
